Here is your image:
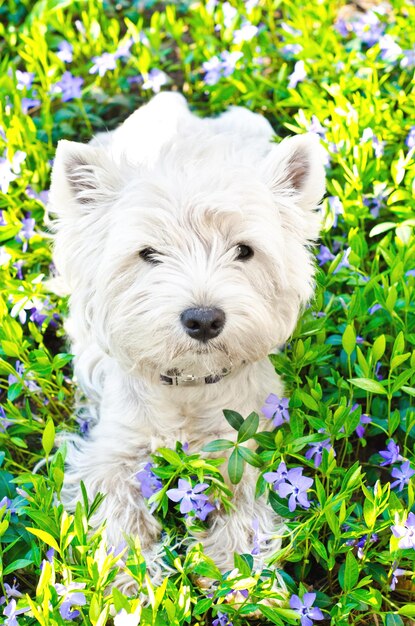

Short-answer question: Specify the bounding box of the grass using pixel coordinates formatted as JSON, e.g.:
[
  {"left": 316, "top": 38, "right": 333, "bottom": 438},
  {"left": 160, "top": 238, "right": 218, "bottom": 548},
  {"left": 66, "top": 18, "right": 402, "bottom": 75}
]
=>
[{"left": 0, "top": 0, "right": 415, "bottom": 624}]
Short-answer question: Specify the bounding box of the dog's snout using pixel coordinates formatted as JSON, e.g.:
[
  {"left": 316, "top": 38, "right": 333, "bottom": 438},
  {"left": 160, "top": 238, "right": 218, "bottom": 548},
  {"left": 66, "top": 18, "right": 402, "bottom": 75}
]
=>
[{"left": 180, "top": 307, "right": 226, "bottom": 342}]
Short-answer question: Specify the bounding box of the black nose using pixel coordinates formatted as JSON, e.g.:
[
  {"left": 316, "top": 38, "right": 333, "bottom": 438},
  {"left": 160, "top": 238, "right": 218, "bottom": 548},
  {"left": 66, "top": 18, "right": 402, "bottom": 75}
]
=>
[{"left": 180, "top": 307, "right": 226, "bottom": 342}]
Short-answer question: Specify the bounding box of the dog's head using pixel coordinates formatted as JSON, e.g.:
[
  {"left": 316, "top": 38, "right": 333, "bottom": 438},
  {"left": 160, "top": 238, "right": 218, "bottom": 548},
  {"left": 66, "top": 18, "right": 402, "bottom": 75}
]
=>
[{"left": 50, "top": 114, "right": 325, "bottom": 384}]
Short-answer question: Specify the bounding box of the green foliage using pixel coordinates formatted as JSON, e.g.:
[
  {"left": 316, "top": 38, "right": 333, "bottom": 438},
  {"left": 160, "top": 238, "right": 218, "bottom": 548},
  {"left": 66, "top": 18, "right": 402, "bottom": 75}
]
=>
[{"left": 0, "top": 0, "right": 415, "bottom": 624}]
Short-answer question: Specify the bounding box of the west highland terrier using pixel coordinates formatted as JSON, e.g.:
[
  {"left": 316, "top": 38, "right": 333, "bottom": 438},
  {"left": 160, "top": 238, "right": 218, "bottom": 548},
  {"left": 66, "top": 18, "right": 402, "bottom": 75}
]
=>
[{"left": 49, "top": 92, "right": 325, "bottom": 588}]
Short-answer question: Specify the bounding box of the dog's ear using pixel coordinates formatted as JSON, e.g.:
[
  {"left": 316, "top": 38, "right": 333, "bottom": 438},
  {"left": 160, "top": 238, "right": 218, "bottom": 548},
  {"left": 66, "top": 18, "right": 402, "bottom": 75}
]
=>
[
  {"left": 263, "top": 133, "right": 326, "bottom": 238},
  {"left": 49, "top": 139, "right": 119, "bottom": 213}
]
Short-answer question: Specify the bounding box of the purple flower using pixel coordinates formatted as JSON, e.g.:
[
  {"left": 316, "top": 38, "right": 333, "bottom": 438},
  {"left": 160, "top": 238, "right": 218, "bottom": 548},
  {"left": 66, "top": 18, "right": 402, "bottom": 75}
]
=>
[
  {"left": 89, "top": 52, "right": 117, "bottom": 76},
  {"left": 328, "top": 195, "right": 343, "bottom": 227},
  {"left": 167, "top": 478, "right": 210, "bottom": 514},
  {"left": 405, "top": 126, "right": 415, "bottom": 149},
  {"left": 401, "top": 49, "right": 415, "bottom": 69},
  {"left": 0, "top": 406, "right": 14, "bottom": 432},
  {"left": 18, "top": 213, "right": 35, "bottom": 250},
  {"left": 21, "top": 97, "right": 40, "bottom": 114},
  {"left": 46, "top": 548, "right": 55, "bottom": 562},
  {"left": 115, "top": 39, "right": 133, "bottom": 59},
  {"left": 305, "top": 438, "right": 334, "bottom": 468},
  {"left": 288, "top": 60, "right": 306, "bottom": 89},
  {"left": 142, "top": 69, "right": 169, "bottom": 93},
  {"left": 136, "top": 463, "right": 162, "bottom": 499},
  {"left": 278, "top": 467, "right": 314, "bottom": 512},
  {"left": 202, "top": 56, "right": 223, "bottom": 85},
  {"left": 52, "top": 72, "right": 83, "bottom": 102},
  {"left": 379, "top": 439, "right": 404, "bottom": 466},
  {"left": 333, "top": 247, "right": 351, "bottom": 273},
  {"left": 317, "top": 245, "right": 335, "bottom": 266},
  {"left": 289, "top": 593, "right": 324, "bottom": 626},
  {"left": 351, "top": 10, "right": 385, "bottom": 46},
  {"left": 390, "top": 461, "right": 415, "bottom": 492},
  {"left": 390, "top": 566, "right": 405, "bottom": 590},
  {"left": 355, "top": 413, "right": 371, "bottom": 439},
  {"left": 264, "top": 461, "right": 289, "bottom": 489},
  {"left": 0, "top": 210, "right": 6, "bottom": 226},
  {"left": 213, "top": 611, "right": 233, "bottom": 626},
  {"left": 16, "top": 70, "right": 34, "bottom": 90},
  {"left": 308, "top": 115, "right": 327, "bottom": 139},
  {"left": 193, "top": 498, "right": 215, "bottom": 521},
  {"left": 0, "top": 150, "right": 26, "bottom": 194},
  {"left": 221, "top": 51, "right": 243, "bottom": 77},
  {"left": 251, "top": 517, "right": 267, "bottom": 556},
  {"left": 281, "top": 43, "right": 303, "bottom": 57},
  {"left": 57, "top": 41, "right": 73, "bottom": 63},
  {"left": 379, "top": 35, "right": 402, "bottom": 63},
  {"left": 391, "top": 512, "right": 415, "bottom": 549},
  {"left": 222, "top": 1, "right": 237, "bottom": 28},
  {"left": 233, "top": 21, "right": 258, "bottom": 44},
  {"left": 261, "top": 393, "right": 290, "bottom": 427},
  {"left": 3, "top": 599, "right": 30, "bottom": 626},
  {"left": 406, "top": 269, "right": 415, "bottom": 277},
  {"left": 361, "top": 128, "right": 384, "bottom": 157},
  {"left": 369, "top": 303, "right": 382, "bottom": 314},
  {"left": 8, "top": 360, "right": 41, "bottom": 392},
  {"left": 55, "top": 583, "right": 86, "bottom": 621}
]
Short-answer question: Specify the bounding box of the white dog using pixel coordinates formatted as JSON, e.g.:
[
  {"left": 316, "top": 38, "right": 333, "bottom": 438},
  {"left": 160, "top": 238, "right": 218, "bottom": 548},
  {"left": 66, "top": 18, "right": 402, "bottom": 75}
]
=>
[{"left": 49, "top": 92, "right": 325, "bottom": 586}]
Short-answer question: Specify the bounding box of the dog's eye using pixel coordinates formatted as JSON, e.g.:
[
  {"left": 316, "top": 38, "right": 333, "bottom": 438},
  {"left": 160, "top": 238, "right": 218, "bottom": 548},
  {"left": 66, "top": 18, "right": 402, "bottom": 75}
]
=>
[
  {"left": 235, "top": 244, "right": 254, "bottom": 261},
  {"left": 139, "top": 248, "right": 161, "bottom": 265}
]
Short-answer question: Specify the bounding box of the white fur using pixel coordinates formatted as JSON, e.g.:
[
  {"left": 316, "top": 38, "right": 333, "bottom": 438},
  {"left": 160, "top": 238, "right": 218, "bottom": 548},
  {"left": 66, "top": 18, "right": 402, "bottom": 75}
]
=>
[{"left": 49, "top": 92, "right": 325, "bottom": 587}]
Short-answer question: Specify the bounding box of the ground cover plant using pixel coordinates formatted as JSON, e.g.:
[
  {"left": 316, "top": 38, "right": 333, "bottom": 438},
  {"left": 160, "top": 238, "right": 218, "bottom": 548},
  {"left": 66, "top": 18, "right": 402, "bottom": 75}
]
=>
[{"left": 0, "top": 0, "right": 415, "bottom": 624}]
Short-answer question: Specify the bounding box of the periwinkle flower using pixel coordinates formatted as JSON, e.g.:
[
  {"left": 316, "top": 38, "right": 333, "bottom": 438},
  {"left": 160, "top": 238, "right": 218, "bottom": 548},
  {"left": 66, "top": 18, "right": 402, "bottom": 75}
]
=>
[
  {"left": 52, "top": 72, "right": 83, "bottom": 102},
  {"left": 317, "top": 245, "right": 335, "bottom": 266},
  {"left": 55, "top": 582, "right": 86, "bottom": 621},
  {"left": 57, "top": 41, "right": 73, "bottom": 63},
  {"left": 390, "top": 461, "right": 415, "bottom": 492},
  {"left": 288, "top": 60, "right": 306, "bottom": 89},
  {"left": 328, "top": 195, "right": 343, "bottom": 227},
  {"left": 89, "top": 52, "right": 117, "bottom": 76},
  {"left": 0, "top": 406, "right": 14, "bottom": 432},
  {"left": 360, "top": 127, "right": 384, "bottom": 157},
  {"left": 379, "top": 439, "right": 403, "bottom": 466},
  {"left": 261, "top": 393, "right": 290, "bottom": 427},
  {"left": 213, "top": 611, "right": 233, "bottom": 626},
  {"left": 193, "top": 498, "right": 215, "bottom": 521},
  {"left": 221, "top": 1, "right": 237, "bottom": 28},
  {"left": 308, "top": 115, "right": 327, "bottom": 139},
  {"left": 305, "top": 438, "right": 335, "bottom": 468},
  {"left": 264, "top": 461, "right": 289, "bottom": 489},
  {"left": 136, "top": 463, "right": 162, "bottom": 499},
  {"left": 142, "top": 69, "right": 169, "bottom": 93},
  {"left": 233, "top": 21, "right": 258, "bottom": 44},
  {"left": 379, "top": 35, "right": 402, "bottom": 63},
  {"left": 167, "top": 478, "right": 211, "bottom": 515},
  {"left": 0, "top": 150, "right": 26, "bottom": 194},
  {"left": 202, "top": 51, "right": 242, "bottom": 85},
  {"left": 390, "top": 566, "right": 405, "bottom": 590},
  {"left": 0, "top": 210, "right": 6, "bottom": 226},
  {"left": 355, "top": 413, "right": 371, "bottom": 439},
  {"left": 289, "top": 592, "right": 324, "bottom": 626},
  {"left": 277, "top": 467, "right": 313, "bottom": 512},
  {"left": 391, "top": 512, "right": 415, "bottom": 549},
  {"left": 369, "top": 303, "right": 382, "bottom": 314},
  {"left": 400, "top": 48, "right": 415, "bottom": 69},
  {"left": 405, "top": 126, "right": 415, "bottom": 149},
  {"left": 220, "top": 51, "right": 243, "bottom": 77},
  {"left": 21, "top": 97, "right": 40, "bottom": 114},
  {"left": 16, "top": 70, "right": 34, "bottom": 90},
  {"left": 0, "top": 247, "right": 11, "bottom": 267},
  {"left": 3, "top": 598, "right": 30, "bottom": 626}
]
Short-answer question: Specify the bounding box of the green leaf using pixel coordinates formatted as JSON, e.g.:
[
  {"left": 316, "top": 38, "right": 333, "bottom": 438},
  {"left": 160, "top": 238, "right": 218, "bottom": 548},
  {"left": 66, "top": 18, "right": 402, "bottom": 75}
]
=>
[
  {"left": 156, "top": 448, "right": 182, "bottom": 466},
  {"left": 372, "top": 335, "right": 386, "bottom": 362},
  {"left": 238, "top": 446, "right": 263, "bottom": 467},
  {"left": 223, "top": 409, "right": 243, "bottom": 431},
  {"left": 1, "top": 341, "right": 20, "bottom": 358},
  {"left": 228, "top": 448, "right": 244, "bottom": 484},
  {"left": 26, "top": 527, "right": 60, "bottom": 552},
  {"left": 202, "top": 439, "right": 234, "bottom": 452},
  {"left": 342, "top": 324, "right": 356, "bottom": 356},
  {"left": 237, "top": 412, "right": 259, "bottom": 443},
  {"left": 342, "top": 551, "right": 359, "bottom": 591},
  {"left": 398, "top": 605, "right": 415, "bottom": 617},
  {"left": 3, "top": 558, "right": 34, "bottom": 575},
  {"left": 385, "top": 614, "right": 405, "bottom": 626},
  {"left": 349, "top": 378, "right": 387, "bottom": 394},
  {"left": 193, "top": 558, "right": 222, "bottom": 580},
  {"left": 193, "top": 598, "right": 213, "bottom": 616},
  {"left": 42, "top": 419, "right": 55, "bottom": 457}
]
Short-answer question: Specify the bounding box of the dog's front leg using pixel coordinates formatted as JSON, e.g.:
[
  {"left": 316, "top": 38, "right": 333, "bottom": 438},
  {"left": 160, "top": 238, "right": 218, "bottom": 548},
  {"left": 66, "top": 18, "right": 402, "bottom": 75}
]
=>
[
  {"left": 200, "top": 465, "right": 283, "bottom": 573},
  {"left": 61, "top": 431, "right": 161, "bottom": 551}
]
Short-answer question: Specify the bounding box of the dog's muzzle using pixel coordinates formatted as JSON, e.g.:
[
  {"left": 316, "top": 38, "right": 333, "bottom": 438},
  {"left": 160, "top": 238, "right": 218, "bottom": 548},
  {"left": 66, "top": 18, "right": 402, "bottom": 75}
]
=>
[{"left": 160, "top": 367, "right": 231, "bottom": 386}]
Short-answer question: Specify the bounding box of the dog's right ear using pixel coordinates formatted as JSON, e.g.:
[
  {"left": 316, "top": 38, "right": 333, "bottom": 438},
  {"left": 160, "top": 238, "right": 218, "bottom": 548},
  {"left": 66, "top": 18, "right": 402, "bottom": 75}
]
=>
[{"left": 49, "top": 140, "right": 119, "bottom": 214}]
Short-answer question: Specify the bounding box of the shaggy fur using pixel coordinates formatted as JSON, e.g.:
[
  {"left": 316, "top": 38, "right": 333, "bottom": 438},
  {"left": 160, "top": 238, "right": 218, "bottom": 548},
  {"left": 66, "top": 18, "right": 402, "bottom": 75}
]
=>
[{"left": 49, "top": 92, "right": 325, "bottom": 587}]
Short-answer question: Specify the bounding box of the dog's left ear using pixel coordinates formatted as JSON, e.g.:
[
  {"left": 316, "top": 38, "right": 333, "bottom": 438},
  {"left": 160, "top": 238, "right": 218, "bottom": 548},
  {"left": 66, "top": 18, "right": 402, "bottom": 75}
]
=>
[
  {"left": 263, "top": 133, "right": 326, "bottom": 238},
  {"left": 49, "top": 139, "right": 120, "bottom": 215}
]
